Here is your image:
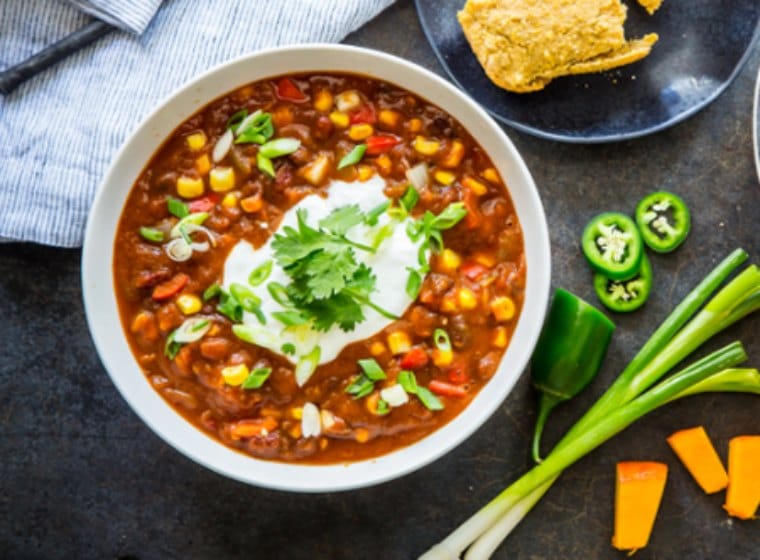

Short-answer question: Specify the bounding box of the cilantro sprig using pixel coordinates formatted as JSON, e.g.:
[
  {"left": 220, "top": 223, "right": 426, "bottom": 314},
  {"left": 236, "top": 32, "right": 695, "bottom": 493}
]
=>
[{"left": 270, "top": 205, "right": 397, "bottom": 332}]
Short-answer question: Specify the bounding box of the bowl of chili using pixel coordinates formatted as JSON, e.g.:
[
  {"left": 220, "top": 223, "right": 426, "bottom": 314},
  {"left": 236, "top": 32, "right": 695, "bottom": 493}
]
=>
[{"left": 82, "top": 44, "right": 551, "bottom": 492}]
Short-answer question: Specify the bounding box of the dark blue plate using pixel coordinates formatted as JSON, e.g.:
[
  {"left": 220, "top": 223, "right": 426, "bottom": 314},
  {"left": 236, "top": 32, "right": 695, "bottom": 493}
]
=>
[{"left": 415, "top": 0, "right": 760, "bottom": 143}]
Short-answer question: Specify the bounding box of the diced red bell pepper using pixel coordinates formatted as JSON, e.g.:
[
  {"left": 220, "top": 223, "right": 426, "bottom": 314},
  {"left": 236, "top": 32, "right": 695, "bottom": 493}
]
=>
[
  {"left": 429, "top": 380, "right": 467, "bottom": 397},
  {"left": 275, "top": 78, "right": 307, "bottom": 102},
  {"left": 365, "top": 135, "right": 400, "bottom": 155},
  {"left": 349, "top": 104, "right": 376, "bottom": 124},
  {"left": 188, "top": 193, "right": 219, "bottom": 213},
  {"left": 152, "top": 273, "right": 189, "bottom": 301},
  {"left": 447, "top": 363, "right": 470, "bottom": 385},
  {"left": 399, "top": 347, "right": 429, "bottom": 370},
  {"left": 460, "top": 261, "right": 488, "bottom": 281}
]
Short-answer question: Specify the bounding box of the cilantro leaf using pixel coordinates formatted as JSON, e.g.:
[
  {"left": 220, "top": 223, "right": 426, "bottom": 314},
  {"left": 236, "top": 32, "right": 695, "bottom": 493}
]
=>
[
  {"left": 318, "top": 204, "right": 365, "bottom": 236},
  {"left": 305, "top": 250, "right": 359, "bottom": 299}
]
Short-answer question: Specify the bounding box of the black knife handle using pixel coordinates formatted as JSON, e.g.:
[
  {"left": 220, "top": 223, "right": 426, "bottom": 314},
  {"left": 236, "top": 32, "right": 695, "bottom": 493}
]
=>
[{"left": 0, "top": 20, "right": 114, "bottom": 96}]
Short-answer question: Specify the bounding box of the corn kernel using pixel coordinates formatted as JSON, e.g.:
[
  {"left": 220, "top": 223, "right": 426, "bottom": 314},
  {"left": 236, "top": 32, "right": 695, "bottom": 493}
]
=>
[
  {"left": 378, "top": 109, "right": 401, "bottom": 128},
  {"left": 221, "top": 192, "right": 238, "bottom": 208},
  {"left": 357, "top": 165, "right": 375, "bottom": 182},
  {"left": 209, "top": 166, "right": 235, "bottom": 192},
  {"left": 354, "top": 428, "right": 370, "bottom": 443},
  {"left": 432, "top": 348, "right": 454, "bottom": 367},
  {"left": 408, "top": 118, "right": 423, "bottom": 133},
  {"left": 440, "top": 140, "right": 466, "bottom": 168},
  {"left": 195, "top": 154, "right": 211, "bottom": 175},
  {"left": 240, "top": 194, "right": 263, "bottom": 213},
  {"left": 314, "top": 90, "right": 333, "bottom": 112},
  {"left": 186, "top": 132, "right": 207, "bottom": 151},
  {"left": 222, "top": 364, "right": 249, "bottom": 386},
  {"left": 491, "top": 296, "right": 516, "bottom": 322},
  {"left": 440, "top": 294, "right": 459, "bottom": 313},
  {"left": 458, "top": 288, "right": 478, "bottom": 310},
  {"left": 348, "top": 123, "right": 374, "bottom": 141},
  {"left": 176, "top": 294, "right": 202, "bottom": 315},
  {"left": 289, "top": 425, "right": 302, "bottom": 439},
  {"left": 365, "top": 392, "right": 381, "bottom": 415},
  {"left": 413, "top": 136, "right": 441, "bottom": 156},
  {"left": 208, "top": 324, "right": 221, "bottom": 336},
  {"left": 329, "top": 111, "right": 350, "bottom": 128},
  {"left": 291, "top": 407, "right": 303, "bottom": 420},
  {"left": 387, "top": 331, "right": 412, "bottom": 355},
  {"left": 473, "top": 252, "right": 497, "bottom": 268},
  {"left": 375, "top": 154, "right": 392, "bottom": 175},
  {"left": 370, "top": 341, "right": 387, "bottom": 357},
  {"left": 463, "top": 176, "right": 488, "bottom": 196},
  {"left": 492, "top": 326, "right": 509, "bottom": 348},
  {"left": 176, "top": 176, "right": 204, "bottom": 199},
  {"left": 319, "top": 437, "right": 329, "bottom": 450},
  {"left": 439, "top": 248, "right": 462, "bottom": 272},
  {"left": 434, "top": 170, "right": 456, "bottom": 185},
  {"left": 482, "top": 167, "right": 501, "bottom": 184}
]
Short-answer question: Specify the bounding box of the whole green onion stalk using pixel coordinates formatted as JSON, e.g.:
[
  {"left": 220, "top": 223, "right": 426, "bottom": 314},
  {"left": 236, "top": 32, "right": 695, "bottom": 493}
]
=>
[{"left": 420, "top": 249, "right": 760, "bottom": 560}]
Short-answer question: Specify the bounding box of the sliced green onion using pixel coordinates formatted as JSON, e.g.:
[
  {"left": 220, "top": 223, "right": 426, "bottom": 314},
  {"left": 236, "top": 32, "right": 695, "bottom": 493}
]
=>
[
  {"left": 365, "top": 200, "right": 391, "bottom": 226},
  {"left": 371, "top": 222, "right": 395, "bottom": 250},
  {"left": 241, "top": 367, "right": 272, "bottom": 390},
  {"left": 190, "top": 319, "right": 210, "bottom": 333},
  {"left": 230, "top": 283, "right": 261, "bottom": 310},
  {"left": 358, "top": 358, "right": 387, "bottom": 381},
  {"left": 345, "top": 375, "right": 375, "bottom": 399},
  {"left": 272, "top": 310, "right": 309, "bottom": 327},
  {"left": 167, "top": 197, "right": 190, "bottom": 218},
  {"left": 217, "top": 290, "right": 243, "bottom": 323},
  {"left": 257, "top": 153, "right": 275, "bottom": 178},
  {"left": 295, "top": 345, "right": 321, "bottom": 387},
  {"left": 375, "top": 399, "right": 390, "bottom": 415},
  {"left": 248, "top": 261, "right": 273, "bottom": 286},
  {"left": 232, "top": 324, "right": 278, "bottom": 347},
  {"left": 433, "top": 328, "right": 451, "bottom": 352},
  {"left": 226, "top": 109, "right": 248, "bottom": 131},
  {"left": 267, "top": 282, "right": 291, "bottom": 307},
  {"left": 173, "top": 317, "right": 212, "bottom": 343},
  {"left": 259, "top": 138, "right": 301, "bottom": 159},
  {"left": 337, "top": 144, "right": 367, "bottom": 169},
  {"left": 164, "top": 331, "right": 181, "bottom": 359},
  {"left": 170, "top": 212, "right": 208, "bottom": 239},
  {"left": 406, "top": 268, "right": 423, "bottom": 299},
  {"left": 139, "top": 227, "right": 164, "bottom": 242},
  {"left": 400, "top": 185, "right": 420, "bottom": 213},
  {"left": 397, "top": 370, "right": 418, "bottom": 394},
  {"left": 432, "top": 201, "right": 467, "bottom": 229},
  {"left": 416, "top": 386, "right": 444, "bottom": 411},
  {"left": 235, "top": 111, "right": 274, "bottom": 145},
  {"left": 281, "top": 343, "right": 296, "bottom": 356},
  {"left": 203, "top": 283, "right": 221, "bottom": 301}
]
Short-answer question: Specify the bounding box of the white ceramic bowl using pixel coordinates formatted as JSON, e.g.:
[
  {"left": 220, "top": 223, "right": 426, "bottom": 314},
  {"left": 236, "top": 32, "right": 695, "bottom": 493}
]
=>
[{"left": 82, "top": 44, "right": 551, "bottom": 492}]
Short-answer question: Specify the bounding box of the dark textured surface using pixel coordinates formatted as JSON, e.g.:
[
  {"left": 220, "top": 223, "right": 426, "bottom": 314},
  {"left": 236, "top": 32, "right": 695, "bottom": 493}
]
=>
[
  {"left": 1, "top": 1, "right": 758, "bottom": 559},
  {"left": 417, "top": 0, "right": 760, "bottom": 142}
]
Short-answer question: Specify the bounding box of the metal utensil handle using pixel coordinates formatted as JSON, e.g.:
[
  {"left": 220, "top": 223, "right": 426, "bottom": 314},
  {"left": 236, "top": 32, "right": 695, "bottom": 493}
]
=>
[{"left": 0, "top": 20, "right": 114, "bottom": 96}]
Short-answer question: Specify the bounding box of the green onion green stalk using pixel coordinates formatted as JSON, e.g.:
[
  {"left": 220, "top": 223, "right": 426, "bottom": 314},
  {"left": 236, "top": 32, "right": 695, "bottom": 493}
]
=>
[{"left": 420, "top": 249, "right": 760, "bottom": 560}]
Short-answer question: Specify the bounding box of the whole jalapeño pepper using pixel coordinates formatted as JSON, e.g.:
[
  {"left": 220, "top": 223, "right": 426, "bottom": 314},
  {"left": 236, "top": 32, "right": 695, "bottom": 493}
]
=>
[{"left": 531, "top": 289, "right": 615, "bottom": 462}]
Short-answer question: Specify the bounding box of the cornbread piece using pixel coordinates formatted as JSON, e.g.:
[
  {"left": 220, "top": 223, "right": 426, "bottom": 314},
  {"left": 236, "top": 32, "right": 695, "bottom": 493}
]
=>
[
  {"left": 638, "top": 0, "right": 663, "bottom": 15},
  {"left": 458, "top": 0, "right": 659, "bottom": 93}
]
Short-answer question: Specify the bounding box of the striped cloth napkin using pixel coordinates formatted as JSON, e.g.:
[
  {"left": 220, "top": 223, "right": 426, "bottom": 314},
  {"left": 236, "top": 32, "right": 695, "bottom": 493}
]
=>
[{"left": 0, "top": 0, "right": 396, "bottom": 247}]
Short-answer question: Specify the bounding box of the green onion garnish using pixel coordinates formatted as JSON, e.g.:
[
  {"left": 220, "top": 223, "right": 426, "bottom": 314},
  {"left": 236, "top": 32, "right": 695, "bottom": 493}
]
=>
[
  {"left": 167, "top": 197, "right": 190, "bottom": 218},
  {"left": 281, "top": 343, "right": 296, "bottom": 356},
  {"left": 226, "top": 109, "right": 249, "bottom": 131},
  {"left": 248, "top": 261, "right": 273, "bottom": 287},
  {"left": 358, "top": 358, "right": 386, "bottom": 381},
  {"left": 257, "top": 153, "right": 275, "bottom": 178},
  {"left": 345, "top": 375, "right": 375, "bottom": 399},
  {"left": 164, "top": 331, "right": 181, "bottom": 359},
  {"left": 216, "top": 290, "right": 244, "bottom": 323},
  {"left": 241, "top": 367, "right": 272, "bottom": 390},
  {"left": 259, "top": 138, "right": 301, "bottom": 159},
  {"left": 267, "top": 282, "right": 291, "bottom": 307},
  {"left": 365, "top": 200, "right": 391, "bottom": 226},
  {"left": 139, "top": 227, "right": 164, "bottom": 242},
  {"left": 400, "top": 185, "right": 420, "bottom": 213},
  {"left": 272, "top": 311, "right": 309, "bottom": 327},
  {"left": 375, "top": 399, "right": 390, "bottom": 415},
  {"left": 433, "top": 328, "right": 451, "bottom": 352},
  {"left": 416, "top": 386, "right": 444, "bottom": 411},
  {"left": 203, "top": 283, "right": 221, "bottom": 301},
  {"left": 406, "top": 268, "right": 423, "bottom": 299},
  {"left": 398, "top": 370, "right": 418, "bottom": 394},
  {"left": 337, "top": 144, "right": 367, "bottom": 170}
]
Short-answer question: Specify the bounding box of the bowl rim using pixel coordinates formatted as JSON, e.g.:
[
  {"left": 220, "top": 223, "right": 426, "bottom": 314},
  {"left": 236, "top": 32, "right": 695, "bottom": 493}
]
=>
[{"left": 81, "top": 43, "right": 551, "bottom": 492}]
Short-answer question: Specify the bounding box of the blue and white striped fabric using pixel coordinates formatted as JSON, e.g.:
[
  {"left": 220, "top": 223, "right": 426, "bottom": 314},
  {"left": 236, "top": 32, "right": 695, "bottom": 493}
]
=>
[
  {"left": 0, "top": 0, "right": 397, "bottom": 247},
  {"left": 69, "top": 0, "right": 162, "bottom": 34}
]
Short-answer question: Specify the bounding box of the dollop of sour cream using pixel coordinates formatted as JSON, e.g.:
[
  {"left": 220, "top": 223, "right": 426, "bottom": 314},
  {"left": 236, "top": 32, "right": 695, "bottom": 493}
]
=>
[{"left": 223, "top": 176, "right": 426, "bottom": 371}]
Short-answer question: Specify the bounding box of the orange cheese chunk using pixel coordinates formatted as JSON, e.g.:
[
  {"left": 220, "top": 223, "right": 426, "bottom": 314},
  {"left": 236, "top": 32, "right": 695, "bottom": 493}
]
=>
[
  {"left": 724, "top": 435, "right": 760, "bottom": 520},
  {"left": 667, "top": 426, "right": 728, "bottom": 494},
  {"left": 613, "top": 462, "right": 668, "bottom": 553}
]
